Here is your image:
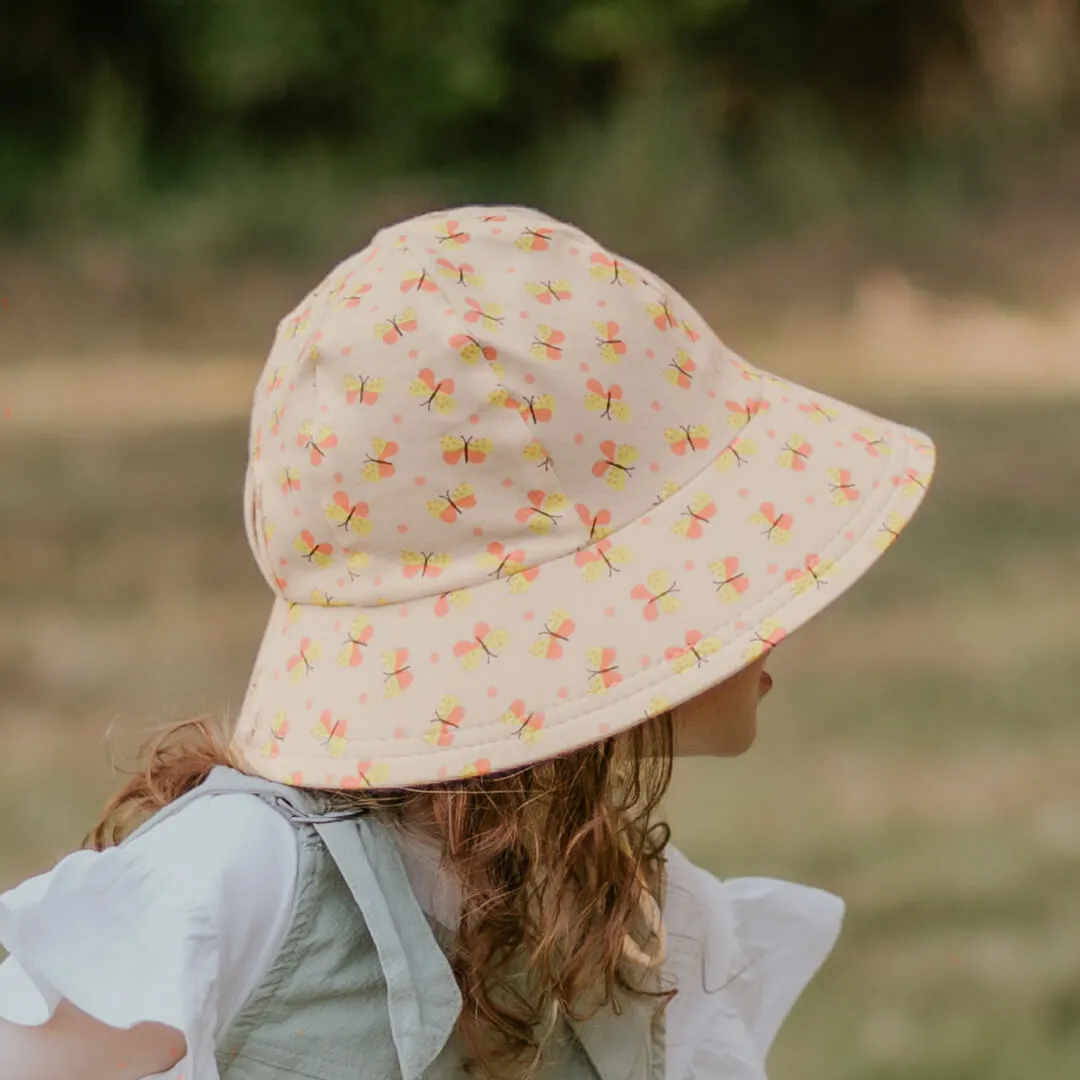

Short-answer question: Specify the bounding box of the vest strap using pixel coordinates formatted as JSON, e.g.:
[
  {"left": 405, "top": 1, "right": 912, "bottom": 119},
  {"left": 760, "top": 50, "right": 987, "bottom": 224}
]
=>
[{"left": 122, "top": 765, "right": 462, "bottom": 1080}]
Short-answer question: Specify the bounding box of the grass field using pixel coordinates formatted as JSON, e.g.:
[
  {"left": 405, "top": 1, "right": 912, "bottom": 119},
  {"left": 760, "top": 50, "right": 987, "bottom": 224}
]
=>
[{"left": 1, "top": 378, "right": 1078, "bottom": 1077}]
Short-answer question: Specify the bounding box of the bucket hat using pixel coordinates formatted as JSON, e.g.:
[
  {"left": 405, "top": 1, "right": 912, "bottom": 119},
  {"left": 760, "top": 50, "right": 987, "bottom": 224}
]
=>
[{"left": 231, "top": 205, "right": 936, "bottom": 789}]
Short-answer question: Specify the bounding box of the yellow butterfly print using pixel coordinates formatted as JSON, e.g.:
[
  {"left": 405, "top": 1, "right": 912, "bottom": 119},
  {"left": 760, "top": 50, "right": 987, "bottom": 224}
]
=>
[
  {"left": 744, "top": 618, "right": 787, "bottom": 662},
  {"left": 873, "top": 512, "right": 908, "bottom": 552},
  {"left": 478, "top": 541, "right": 535, "bottom": 585},
  {"left": 630, "top": 569, "right": 681, "bottom": 621},
  {"left": 585, "top": 647, "right": 622, "bottom": 694},
  {"left": 338, "top": 615, "right": 373, "bottom": 667},
  {"left": 252, "top": 427, "right": 262, "bottom": 462},
  {"left": 646, "top": 297, "right": 679, "bottom": 331},
  {"left": 777, "top": 434, "right": 814, "bottom": 471},
  {"left": 343, "top": 373, "right": 385, "bottom": 406},
  {"left": 516, "top": 225, "right": 555, "bottom": 251},
  {"left": 784, "top": 553, "right": 837, "bottom": 595},
  {"left": 530, "top": 325, "right": 565, "bottom": 361},
  {"left": 401, "top": 550, "right": 452, "bottom": 580},
  {"left": 449, "top": 332, "right": 501, "bottom": 372},
  {"left": 708, "top": 556, "right": 749, "bottom": 603},
  {"left": 424, "top": 696, "right": 466, "bottom": 747},
  {"left": 715, "top": 437, "right": 757, "bottom": 472},
  {"left": 361, "top": 437, "right": 399, "bottom": 482},
  {"left": 592, "top": 440, "right": 638, "bottom": 490},
  {"left": 297, "top": 420, "right": 339, "bottom": 465},
  {"left": 434, "top": 219, "right": 470, "bottom": 248},
  {"left": 526, "top": 279, "right": 572, "bottom": 305},
  {"left": 798, "top": 398, "right": 840, "bottom": 424},
  {"left": 293, "top": 530, "right": 334, "bottom": 567},
  {"left": 409, "top": 368, "right": 457, "bottom": 414},
  {"left": 373, "top": 307, "right": 419, "bottom": 344},
  {"left": 523, "top": 439, "right": 554, "bottom": 470},
  {"left": 827, "top": 467, "right": 860, "bottom": 505},
  {"left": 427, "top": 483, "right": 478, "bottom": 524},
  {"left": 517, "top": 392, "right": 556, "bottom": 425},
  {"left": 400, "top": 267, "right": 438, "bottom": 294},
  {"left": 904, "top": 435, "right": 936, "bottom": 459},
  {"left": 341, "top": 760, "right": 392, "bottom": 789},
  {"left": 265, "top": 366, "right": 284, "bottom": 394},
  {"left": 284, "top": 306, "right": 311, "bottom": 338},
  {"left": 589, "top": 251, "right": 638, "bottom": 287},
  {"left": 644, "top": 695, "right": 671, "bottom": 719},
  {"left": 286, "top": 638, "right": 323, "bottom": 683},
  {"left": 665, "top": 423, "right": 711, "bottom": 456},
  {"left": 345, "top": 548, "right": 369, "bottom": 579},
  {"left": 328, "top": 270, "right": 354, "bottom": 303},
  {"left": 382, "top": 648, "right": 414, "bottom": 697},
  {"left": 593, "top": 321, "right": 628, "bottom": 363},
  {"left": 515, "top": 489, "right": 568, "bottom": 533},
  {"left": 574, "top": 538, "right": 633, "bottom": 582},
  {"left": 664, "top": 630, "right": 722, "bottom": 674},
  {"left": 343, "top": 282, "right": 372, "bottom": 307},
  {"left": 311, "top": 711, "right": 348, "bottom": 758},
  {"left": 665, "top": 349, "right": 696, "bottom": 389},
  {"left": 453, "top": 622, "right": 510, "bottom": 671},
  {"left": 464, "top": 296, "right": 505, "bottom": 331},
  {"left": 724, "top": 397, "right": 770, "bottom": 429},
  {"left": 436, "top": 257, "right": 483, "bottom": 287},
  {"left": 278, "top": 467, "right": 301, "bottom": 496},
  {"left": 501, "top": 700, "right": 545, "bottom": 744},
  {"left": 671, "top": 492, "right": 717, "bottom": 538},
  {"left": 489, "top": 384, "right": 522, "bottom": 411},
  {"left": 895, "top": 468, "right": 931, "bottom": 496},
  {"left": 310, "top": 588, "right": 346, "bottom": 607},
  {"left": 261, "top": 711, "right": 288, "bottom": 759},
  {"left": 325, "top": 491, "right": 372, "bottom": 536},
  {"left": 433, "top": 587, "right": 472, "bottom": 617},
  {"left": 584, "top": 379, "right": 631, "bottom": 421},
  {"left": 853, "top": 427, "right": 891, "bottom": 457},
  {"left": 749, "top": 502, "right": 794, "bottom": 544},
  {"left": 460, "top": 759, "right": 491, "bottom": 778},
  {"left": 441, "top": 433, "right": 493, "bottom": 466},
  {"left": 270, "top": 404, "right": 285, "bottom": 435},
  {"left": 529, "top": 610, "right": 576, "bottom": 660},
  {"left": 651, "top": 479, "right": 681, "bottom": 508},
  {"left": 575, "top": 503, "right": 613, "bottom": 542}
]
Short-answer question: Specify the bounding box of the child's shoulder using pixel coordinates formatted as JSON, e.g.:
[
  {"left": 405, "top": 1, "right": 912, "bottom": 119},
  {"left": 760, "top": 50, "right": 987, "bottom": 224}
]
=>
[{"left": 0, "top": 790, "right": 300, "bottom": 1054}]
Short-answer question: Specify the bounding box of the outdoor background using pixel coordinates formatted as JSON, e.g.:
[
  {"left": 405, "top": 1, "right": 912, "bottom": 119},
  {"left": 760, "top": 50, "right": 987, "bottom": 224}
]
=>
[{"left": 2, "top": 2, "right": 1079, "bottom": 1077}]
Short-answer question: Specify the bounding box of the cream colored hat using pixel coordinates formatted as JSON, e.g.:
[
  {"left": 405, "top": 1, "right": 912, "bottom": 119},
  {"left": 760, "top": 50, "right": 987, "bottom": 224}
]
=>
[{"left": 231, "top": 205, "right": 936, "bottom": 789}]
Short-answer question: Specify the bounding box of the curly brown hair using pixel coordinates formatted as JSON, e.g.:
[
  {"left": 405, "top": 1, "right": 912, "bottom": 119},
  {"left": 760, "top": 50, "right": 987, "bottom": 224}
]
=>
[{"left": 85, "top": 709, "right": 678, "bottom": 1079}]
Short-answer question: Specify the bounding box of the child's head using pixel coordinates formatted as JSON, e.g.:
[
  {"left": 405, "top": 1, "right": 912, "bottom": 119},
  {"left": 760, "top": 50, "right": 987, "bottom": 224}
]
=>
[
  {"left": 91, "top": 205, "right": 934, "bottom": 1080},
  {"left": 232, "top": 204, "right": 933, "bottom": 792}
]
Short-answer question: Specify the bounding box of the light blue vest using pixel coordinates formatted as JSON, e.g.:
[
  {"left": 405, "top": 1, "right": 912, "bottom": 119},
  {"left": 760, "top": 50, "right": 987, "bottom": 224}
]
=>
[{"left": 119, "top": 766, "right": 666, "bottom": 1079}]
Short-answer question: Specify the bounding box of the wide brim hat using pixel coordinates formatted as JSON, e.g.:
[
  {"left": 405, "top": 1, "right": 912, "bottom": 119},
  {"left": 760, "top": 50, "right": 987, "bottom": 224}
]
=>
[{"left": 230, "top": 205, "right": 936, "bottom": 789}]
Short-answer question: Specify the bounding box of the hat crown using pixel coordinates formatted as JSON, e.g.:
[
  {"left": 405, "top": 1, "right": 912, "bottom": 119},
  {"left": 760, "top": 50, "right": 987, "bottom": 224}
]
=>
[{"left": 247, "top": 206, "right": 758, "bottom": 607}]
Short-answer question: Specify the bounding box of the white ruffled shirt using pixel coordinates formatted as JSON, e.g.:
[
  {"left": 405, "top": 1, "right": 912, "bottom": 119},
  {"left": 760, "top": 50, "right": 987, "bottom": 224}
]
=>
[{"left": 0, "top": 793, "right": 844, "bottom": 1079}]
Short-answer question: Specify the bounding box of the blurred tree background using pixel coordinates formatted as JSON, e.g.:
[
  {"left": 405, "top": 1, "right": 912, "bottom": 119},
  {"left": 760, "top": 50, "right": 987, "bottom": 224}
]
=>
[
  {"left": 3, "top": 5, "right": 1080, "bottom": 1079},
  {"left": 5, "top": 0, "right": 1079, "bottom": 264}
]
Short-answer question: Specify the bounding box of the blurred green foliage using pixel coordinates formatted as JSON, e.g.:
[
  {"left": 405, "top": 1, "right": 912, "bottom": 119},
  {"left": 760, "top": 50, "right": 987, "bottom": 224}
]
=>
[{"left": 6, "top": 1, "right": 1079, "bottom": 264}]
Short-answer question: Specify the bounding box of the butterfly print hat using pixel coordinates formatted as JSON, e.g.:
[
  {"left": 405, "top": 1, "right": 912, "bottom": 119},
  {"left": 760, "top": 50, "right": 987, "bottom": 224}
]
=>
[{"left": 233, "top": 205, "right": 937, "bottom": 788}]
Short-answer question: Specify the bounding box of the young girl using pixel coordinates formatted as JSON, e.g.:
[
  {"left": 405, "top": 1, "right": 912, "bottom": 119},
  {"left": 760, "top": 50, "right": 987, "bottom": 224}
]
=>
[{"left": 0, "top": 205, "right": 936, "bottom": 1080}]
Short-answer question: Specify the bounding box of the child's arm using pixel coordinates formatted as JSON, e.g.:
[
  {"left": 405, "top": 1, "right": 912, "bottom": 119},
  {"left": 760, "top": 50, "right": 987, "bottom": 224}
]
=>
[{"left": 0, "top": 996, "right": 184, "bottom": 1080}]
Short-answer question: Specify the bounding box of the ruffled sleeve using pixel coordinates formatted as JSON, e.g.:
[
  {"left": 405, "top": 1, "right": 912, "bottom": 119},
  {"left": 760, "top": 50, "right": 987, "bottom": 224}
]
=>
[
  {"left": 0, "top": 793, "right": 298, "bottom": 1080},
  {"left": 662, "top": 845, "right": 845, "bottom": 1080}
]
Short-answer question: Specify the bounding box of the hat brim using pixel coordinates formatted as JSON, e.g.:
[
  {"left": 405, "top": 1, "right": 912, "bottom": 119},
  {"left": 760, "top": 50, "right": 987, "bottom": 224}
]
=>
[{"left": 230, "top": 363, "right": 935, "bottom": 789}]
